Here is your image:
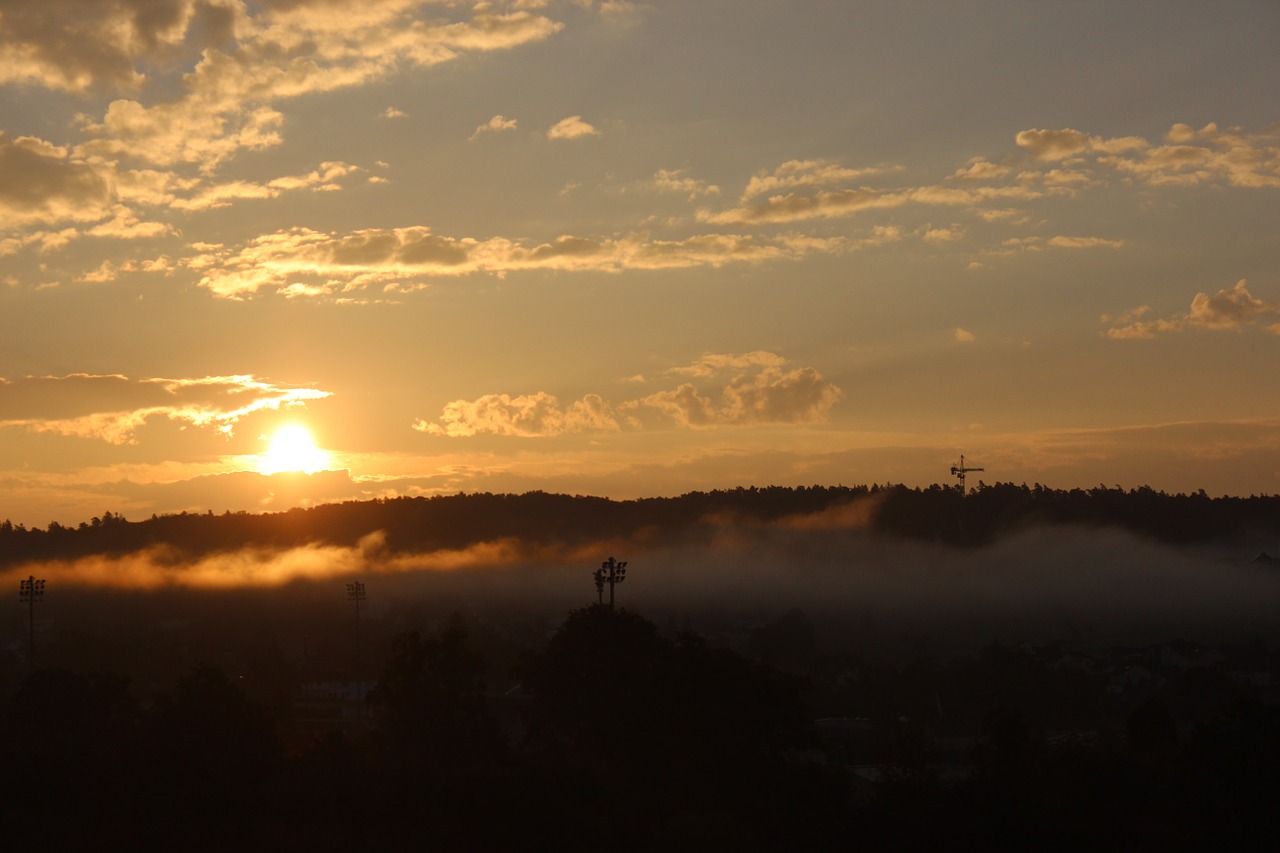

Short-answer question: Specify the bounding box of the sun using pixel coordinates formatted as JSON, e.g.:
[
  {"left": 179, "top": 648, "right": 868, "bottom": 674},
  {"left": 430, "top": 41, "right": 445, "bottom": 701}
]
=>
[{"left": 259, "top": 424, "right": 331, "bottom": 475}]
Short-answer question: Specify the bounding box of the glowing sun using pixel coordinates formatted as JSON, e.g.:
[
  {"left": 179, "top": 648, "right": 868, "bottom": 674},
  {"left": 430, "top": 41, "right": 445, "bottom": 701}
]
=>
[{"left": 259, "top": 424, "right": 331, "bottom": 475}]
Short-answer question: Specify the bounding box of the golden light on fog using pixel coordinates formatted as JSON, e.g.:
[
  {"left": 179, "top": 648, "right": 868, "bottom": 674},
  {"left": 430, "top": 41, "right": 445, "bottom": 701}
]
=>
[{"left": 259, "top": 424, "right": 331, "bottom": 475}]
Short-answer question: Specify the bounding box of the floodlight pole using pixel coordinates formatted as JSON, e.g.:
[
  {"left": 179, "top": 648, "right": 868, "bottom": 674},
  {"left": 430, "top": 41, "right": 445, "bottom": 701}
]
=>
[
  {"left": 593, "top": 558, "right": 627, "bottom": 608},
  {"left": 346, "top": 581, "right": 366, "bottom": 648},
  {"left": 19, "top": 575, "right": 45, "bottom": 671}
]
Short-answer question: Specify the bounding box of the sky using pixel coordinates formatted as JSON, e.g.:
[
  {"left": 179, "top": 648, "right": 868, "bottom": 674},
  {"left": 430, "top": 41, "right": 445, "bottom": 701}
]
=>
[{"left": 1, "top": 0, "right": 1279, "bottom": 529}]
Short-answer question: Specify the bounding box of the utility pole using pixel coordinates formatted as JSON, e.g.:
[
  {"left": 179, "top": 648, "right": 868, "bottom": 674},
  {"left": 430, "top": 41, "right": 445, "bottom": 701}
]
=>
[
  {"left": 19, "top": 575, "right": 45, "bottom": 671},
  {"left": 593, "top": 557, "right": 627, "bottom": 608}
]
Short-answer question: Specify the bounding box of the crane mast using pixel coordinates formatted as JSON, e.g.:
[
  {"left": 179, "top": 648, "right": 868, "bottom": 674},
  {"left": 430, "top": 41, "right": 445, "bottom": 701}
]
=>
[{"left": 950, "top": 454, "right": 984, "bottom": 495}]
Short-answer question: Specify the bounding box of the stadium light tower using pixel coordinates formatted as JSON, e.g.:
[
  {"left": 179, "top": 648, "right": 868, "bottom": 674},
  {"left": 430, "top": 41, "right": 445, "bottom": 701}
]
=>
[
  {"left": 346, "top": 580, "right": 366, "bottom": 650},
  {"left": 19, "top": 575, "right": 45, "bottom": 671},
  {"left": 593, "top": 557, "right": 627, "bottom": 608}
]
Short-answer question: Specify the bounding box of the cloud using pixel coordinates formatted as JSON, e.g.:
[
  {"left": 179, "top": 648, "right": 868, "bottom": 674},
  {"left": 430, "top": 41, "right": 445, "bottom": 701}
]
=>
[
  {"left": 741, "top": 159, "right": 897, "bottom": 200},
  {"left": 627, "top": 363, "right": 842, "bottom": 428},
  {"left": 415, "top": 352, "right": 842, "bottom": 437},
  {"left": 923, "top": 225, "right": 964, "bottom": 243},
  {"left": 984, "top": 234, "right": 1123, "bottom": 258},
  {"left": 61, "top": 5, "right": 563, "bottom": 171},
  {"left": 1104, "top": 279, "right": 1280, "bottom": 339},
  {"left": 0, "top": 0, "right": 234, "bottom": 93},
  {"left": 1046, "top": 235, "right": 1125, "bottom": 249},
  {"left": 700, "top": 174, "right": 1041, "bottom": 226},
  {"left": 954, "top": 328, "right": 975, "bottom": 343},
  {"left": 85, "top": 205, "right": 177, "bottom": 240},
  {"left": 667, "top": 351, "right": 788, "bottom": 378},
  {"left": 630, "top": 366, "right": 841, "bottom": 428},
  {"left": 413, "top": 392, "right": 619, "bottom": 437},
  {"left": 950, "top": 158, "right": 1011, "bottom": 181},
  {"left": 190, "top": 226, "right": 841, "bottom": 297},
  {"left": 547, "top": 115, "right": 599, "bottom": 139},
  {"left": 701, "top": 187, "right": 909, "bottom": 225},
  {"left": 469, "top": 114, "right": 518, "bottom": 139},
  {"left": 77, "top": 99, "right": 287, "bottom": 173},
  {"left": 74, "top": 255, "right": 174, "bottom": 284},
  {"left": 0, "top": 134, "right": 114, "bottom": 227},
  {"left": 1018, "top": 123, "right": 1280, "bottom": 190},
  {"left": 653, "top": 168, "right": 720, "bottom": 200},
  {"left": 0, "top": 374, "right": 331, "bottom": 444},
  {"left": 695, "top": 123, "right": 1276, "bottom": 233},
  {"left": 382, "top": 107, "right": 407, "bottom": 119},
  {"left": 168, "top": 161, "right": 357, "bottom": 211},
  {"left": 1015, "top": 127, "right": 1148, "bottom": 161}
]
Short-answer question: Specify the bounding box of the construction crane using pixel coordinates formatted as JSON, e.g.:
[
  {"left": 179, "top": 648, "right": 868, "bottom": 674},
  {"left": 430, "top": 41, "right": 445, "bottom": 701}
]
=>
[{"left": 950, "top": 455, "right": 984, "bottom": 495}]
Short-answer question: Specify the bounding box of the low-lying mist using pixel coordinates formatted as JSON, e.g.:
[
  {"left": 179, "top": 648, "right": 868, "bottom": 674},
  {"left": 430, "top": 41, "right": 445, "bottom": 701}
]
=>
[{"left": 5, "top": 501, "right": 1277, "bottom": 664}]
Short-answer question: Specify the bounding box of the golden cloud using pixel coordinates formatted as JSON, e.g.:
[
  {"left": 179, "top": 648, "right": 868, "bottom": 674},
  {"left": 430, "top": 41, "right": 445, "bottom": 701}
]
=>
[
  {"left": 0, "top": 373, "right": 332, "bottom": 444},
  {"left": 1104, "top": 279, "right": 1280, "bottom": 339},
  {"left": 414, "top": 392, "right": 620, "bottom": 438},
  {"left": 0, "top": 134, "right": 114, "bottom": 227},
  {"left": 415, "top": 352, "right": 842, "bottom": 437},
  {"left": 547, "top": 115, "right": 600, "bottom": 139},
  {"left": 191, "top": 226, "right": 839, "bottom": 297}
]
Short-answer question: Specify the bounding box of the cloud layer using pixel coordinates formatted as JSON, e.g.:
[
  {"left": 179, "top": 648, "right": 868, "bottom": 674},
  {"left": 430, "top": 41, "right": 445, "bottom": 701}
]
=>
[
  {"left": 414, "top": 352, "right": 843, "bottom": 437},
  {"left": 1104, "top": 280, "right": 1280, "bottom": 339},
  {"left": 0, "top": 374, "right": 331, "bottom": 444}
]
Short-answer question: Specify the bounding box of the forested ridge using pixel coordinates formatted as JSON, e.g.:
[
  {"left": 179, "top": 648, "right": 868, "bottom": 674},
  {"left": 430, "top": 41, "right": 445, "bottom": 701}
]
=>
[{"left": 3, "top": 482, "right": 1278, "bottom": 566}]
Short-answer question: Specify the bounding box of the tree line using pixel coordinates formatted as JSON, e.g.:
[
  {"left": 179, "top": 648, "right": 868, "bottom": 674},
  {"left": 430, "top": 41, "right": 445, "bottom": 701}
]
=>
[{"left": 3, "top": 483, "right": 1277, "bottom": 566}]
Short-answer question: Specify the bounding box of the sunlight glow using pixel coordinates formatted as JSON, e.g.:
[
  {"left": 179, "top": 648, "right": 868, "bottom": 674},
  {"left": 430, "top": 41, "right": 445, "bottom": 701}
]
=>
[{"left": 259, "top": 424, "right": 331, "bottom": 475}]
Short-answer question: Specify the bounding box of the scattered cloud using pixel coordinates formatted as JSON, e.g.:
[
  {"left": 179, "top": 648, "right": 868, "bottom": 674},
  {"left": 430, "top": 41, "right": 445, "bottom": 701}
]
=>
[
  {"left": 414, "top": 392, "right": 619, "bottom": 437},
  {"left": 950, "top": 158, "right": 1012, "bottom": 181},
  {"left": 923, "top": 225, "right": 965, "bottom": 243},
  {"left": 667, "top": 351, "right": 787, "bottom": 378},
  {"left": 547, "top": 115, "right": 599, "bottom": 139},
  {"left": 626, "top": 364, "right": 842, "bottom": 428},
  {"left": 0, "top": 374, "right": 331, "bottom": 444},
  {"left": 700, "top": 180, "right": 1041, "bottom": 227},
  {"left": 1018, "top": 123, "right": 1280, "bottom": 189},
  {"left": 414, "top": 352, "right": 842, "bottom": 437},
  {"left": 653, "top": 168, "right": 720, "bottom": 200},
  {"left": 0, "top": 134, "right": 114, "bottom": 227},
  {"left": 1104, "top": 279, "right": 1280, "bottom": 339},
  {"left": 1015, "top": 127, "right": 1147, "bottom": 161},
  {"left": 470, "top": 114, "right": 518, "bottom": 139},
  {"left": 697, "top": 122, "right": 1279, "bottom": 235},
  {"left": 740, "top": 159, "right": 897, "bottom": 201},
  {"left": 190, "top": 226, "right": 842, "bottom": 298},
  {"left": 1046, "top": 235, "right": 1125, "bottom": 250},
  {"left": 0, "top": 0, "right": 237, "bottom": 94},
  {"left": 31, "top": 3, "right": 564, "bottom": 174}
]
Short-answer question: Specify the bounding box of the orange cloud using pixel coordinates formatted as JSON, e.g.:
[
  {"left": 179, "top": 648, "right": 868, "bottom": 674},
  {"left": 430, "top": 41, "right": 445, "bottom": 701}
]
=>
[
  {"left": 547, "top": 115, "right": 600, "bottom": 139},
  {"left": 414, "top": 353, "right": 841, "bottom": 438},
  {"left": 414, "top": 392, "right": 619, "bottom": 438},
  {"left": 0, "top": 374, "right": 332, "bottom": 444},
  {"left": 190, "top": 226, "right": 840, "bottom": 297},
  {"left": 1104, "top": 279, "right": 1280, "bottom": 339},
  {"left": 0, "top": 134, "right": 114, "bottom": 227}
]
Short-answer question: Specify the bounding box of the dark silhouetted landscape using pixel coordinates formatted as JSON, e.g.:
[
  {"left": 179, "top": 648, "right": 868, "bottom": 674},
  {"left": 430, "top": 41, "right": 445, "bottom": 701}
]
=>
[{"left": 2, "top": 483, "right": 1279, "bottom": 849}]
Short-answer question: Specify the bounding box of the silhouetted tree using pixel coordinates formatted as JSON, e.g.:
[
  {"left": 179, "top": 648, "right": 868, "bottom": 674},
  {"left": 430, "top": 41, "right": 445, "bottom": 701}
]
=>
[
  {"left": 0, "top": 670, "right": 145, "bottom": 846},
  {"left": 142, "top": 665, "right": 283, "bottom": 845},
  {"left": 519, "top": 606, "right": 842, "bottom": 850}
]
